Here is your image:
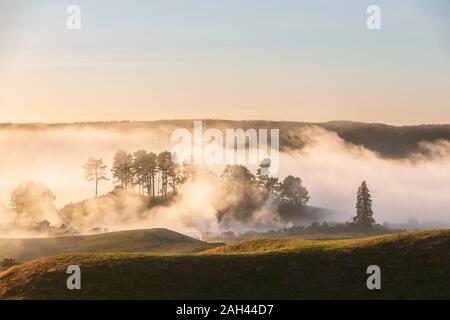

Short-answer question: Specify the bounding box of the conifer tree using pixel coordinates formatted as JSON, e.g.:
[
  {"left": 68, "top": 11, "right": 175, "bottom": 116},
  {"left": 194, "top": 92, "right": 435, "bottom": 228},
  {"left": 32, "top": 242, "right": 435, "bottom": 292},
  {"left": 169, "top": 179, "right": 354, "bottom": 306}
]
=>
[{"left": 353, "top": 181, "right": 375, "bottom": 227}]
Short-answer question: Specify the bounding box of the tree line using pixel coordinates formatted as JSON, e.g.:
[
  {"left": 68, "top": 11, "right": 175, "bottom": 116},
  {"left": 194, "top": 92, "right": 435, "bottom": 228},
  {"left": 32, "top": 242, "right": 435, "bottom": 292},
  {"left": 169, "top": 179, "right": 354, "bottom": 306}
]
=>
[
  {"left": 83, "top": 150, "right": 311, "bottom": 220},
  {"left": 5, "top": 149, "right": 376, "bottom": 231},
  {"left": 83, "top": 150, "right": 180, "bottom": 199},
  {"left": 83, "top": 149, "right": 376, "bottom": 228}
]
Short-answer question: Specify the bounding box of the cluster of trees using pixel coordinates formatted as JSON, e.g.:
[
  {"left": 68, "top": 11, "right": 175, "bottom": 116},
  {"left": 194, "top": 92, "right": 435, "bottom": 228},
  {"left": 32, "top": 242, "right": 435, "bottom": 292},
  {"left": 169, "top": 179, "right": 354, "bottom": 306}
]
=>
[
  {"left": 83, "top": 150, "right": 179, "bottom": 200},
  {"left": 210, "top": 181, "right": 380, "bottom": 241},
  {"left": 83, "top": 151, "right": 311, "bottom": 222},
  {"left": 83, "top": 149, "right": 377, "bottom": 228},
  {"left": 219, "top": 161, "right": 309, "bottom": 220},
  {"left": 217, "top": 164, "right": 310, "bottom": 223},
  {"left": 83, "top": 150, "right": 312, "bottom": 207},
  {"left": 4, "top": 149, "right": 376, "bottom": 233}
]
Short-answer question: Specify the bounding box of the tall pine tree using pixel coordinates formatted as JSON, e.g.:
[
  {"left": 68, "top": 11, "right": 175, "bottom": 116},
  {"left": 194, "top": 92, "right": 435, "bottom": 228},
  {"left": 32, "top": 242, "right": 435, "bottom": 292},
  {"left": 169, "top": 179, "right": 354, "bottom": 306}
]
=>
[{"left": 353, "top": 181, "right": 375, "bottom": 228}]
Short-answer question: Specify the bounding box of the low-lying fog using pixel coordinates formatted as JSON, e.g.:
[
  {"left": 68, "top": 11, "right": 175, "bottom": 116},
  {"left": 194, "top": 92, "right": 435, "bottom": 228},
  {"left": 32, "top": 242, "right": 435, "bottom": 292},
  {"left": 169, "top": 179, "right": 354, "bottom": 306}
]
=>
[{"left": 0, "top": 124, "right": 449, "bottom": 237}]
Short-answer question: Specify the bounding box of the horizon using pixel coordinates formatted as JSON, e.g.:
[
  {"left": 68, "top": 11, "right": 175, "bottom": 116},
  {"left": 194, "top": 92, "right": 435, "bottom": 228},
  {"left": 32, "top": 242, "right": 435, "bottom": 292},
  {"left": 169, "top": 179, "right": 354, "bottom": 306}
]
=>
[{"left": 1, "top": 118, "right": 450, "bottom": 127}]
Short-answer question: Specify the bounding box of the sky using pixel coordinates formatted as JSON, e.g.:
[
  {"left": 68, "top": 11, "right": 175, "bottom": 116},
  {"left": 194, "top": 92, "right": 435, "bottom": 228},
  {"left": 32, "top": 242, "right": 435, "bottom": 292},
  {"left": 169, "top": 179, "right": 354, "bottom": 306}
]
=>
[{"left": 0, "top": 0, "right": 449, "bottom": 124}]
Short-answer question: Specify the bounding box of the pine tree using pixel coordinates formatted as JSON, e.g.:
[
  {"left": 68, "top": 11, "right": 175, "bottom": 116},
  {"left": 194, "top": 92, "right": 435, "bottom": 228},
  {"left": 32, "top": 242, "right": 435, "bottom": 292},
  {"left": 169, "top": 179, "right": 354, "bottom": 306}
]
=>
[
  {"left": 353, "top": 181, "right": 375, "bottom": 228},
  {"left": 132, "top": 150, "right": 148, "bottom": 195},
  {"left": 111, "top": 150, "right": 133, "bottom": 190},
  {"left": 83, "top": 158, "right": 108, "bottom": 197}
]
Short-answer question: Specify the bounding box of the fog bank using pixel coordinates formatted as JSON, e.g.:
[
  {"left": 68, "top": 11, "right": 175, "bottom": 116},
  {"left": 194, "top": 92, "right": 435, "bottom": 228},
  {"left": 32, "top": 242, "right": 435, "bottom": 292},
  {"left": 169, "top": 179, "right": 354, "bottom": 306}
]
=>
[{"left": 1, "top": 124, "right": 450, "bottom": 237}]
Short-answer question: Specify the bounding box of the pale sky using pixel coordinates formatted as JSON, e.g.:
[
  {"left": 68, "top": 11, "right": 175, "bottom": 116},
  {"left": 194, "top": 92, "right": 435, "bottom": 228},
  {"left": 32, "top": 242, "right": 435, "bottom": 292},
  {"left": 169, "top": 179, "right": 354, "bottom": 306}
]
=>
[{"left": 0, "top": 0, "right": 449, "bottom": 124}]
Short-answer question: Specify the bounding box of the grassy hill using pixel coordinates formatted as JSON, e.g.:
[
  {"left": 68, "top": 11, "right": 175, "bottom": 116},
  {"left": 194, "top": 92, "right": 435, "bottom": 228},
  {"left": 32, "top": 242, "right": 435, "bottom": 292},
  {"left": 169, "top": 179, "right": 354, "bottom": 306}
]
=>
[
  {"left": 1, "top": 230, "right": 450, "bottom": 299},
  {"left": 0, "top": 228, "right": 218, "bottom": 262}
]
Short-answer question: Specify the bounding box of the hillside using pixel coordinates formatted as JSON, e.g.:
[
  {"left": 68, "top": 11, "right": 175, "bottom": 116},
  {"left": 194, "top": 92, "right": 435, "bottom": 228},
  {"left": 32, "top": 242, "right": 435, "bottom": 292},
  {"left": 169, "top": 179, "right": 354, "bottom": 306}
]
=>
[
  {"left": 1, "top": 120, "right": 449, "bottom": 159},
  {"left": 1, "top": 230, "right": 449, "bottom": 299},
  {"left": 0, "top": 228, "right": 218, "bottom": 262}
]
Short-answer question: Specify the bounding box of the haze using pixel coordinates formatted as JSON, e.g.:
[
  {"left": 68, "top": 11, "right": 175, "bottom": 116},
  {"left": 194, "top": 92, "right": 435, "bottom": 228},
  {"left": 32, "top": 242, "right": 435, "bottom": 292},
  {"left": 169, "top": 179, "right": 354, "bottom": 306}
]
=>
[
  {"left": 1, "top": 124, "right": 450, "bottom": 233},
  {"left": 0, "top": 0, "right": 449, "bottom": 124}
]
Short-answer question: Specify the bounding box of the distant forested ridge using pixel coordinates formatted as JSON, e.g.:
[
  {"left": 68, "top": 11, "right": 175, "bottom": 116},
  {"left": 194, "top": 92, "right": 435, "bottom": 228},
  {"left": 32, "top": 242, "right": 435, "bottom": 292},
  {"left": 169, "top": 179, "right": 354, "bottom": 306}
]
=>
[{"left": 1, "top": 120, "right": 450, "bottom": 159}]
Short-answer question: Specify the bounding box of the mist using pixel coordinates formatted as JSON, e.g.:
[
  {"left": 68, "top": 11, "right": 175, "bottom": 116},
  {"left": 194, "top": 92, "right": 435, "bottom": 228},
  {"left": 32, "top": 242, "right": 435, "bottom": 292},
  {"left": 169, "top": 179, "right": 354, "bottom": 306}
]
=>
[
  {"left": 280, "top": 126, "right": 450, "bottom": 224},
  {"left": 0, "top": 123, "right": 450, "bottom": 238}
]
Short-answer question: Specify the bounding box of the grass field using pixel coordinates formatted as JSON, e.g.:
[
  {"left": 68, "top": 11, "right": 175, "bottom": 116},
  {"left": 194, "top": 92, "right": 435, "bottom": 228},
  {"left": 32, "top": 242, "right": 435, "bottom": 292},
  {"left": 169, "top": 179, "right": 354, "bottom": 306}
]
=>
[
  {"left": 1, "top": 229, "right": 449, "bottom": 299},
  {"left": 0, "top": 228, "right": 219, "bottom": 262}
]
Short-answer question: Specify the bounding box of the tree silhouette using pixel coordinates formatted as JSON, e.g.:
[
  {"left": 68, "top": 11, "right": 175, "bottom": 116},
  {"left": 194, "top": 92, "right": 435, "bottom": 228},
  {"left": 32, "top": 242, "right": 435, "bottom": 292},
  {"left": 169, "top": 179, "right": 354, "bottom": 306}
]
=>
[
  {"left": 10, "top": 181, "right": 56, "bottom": 222},
  {"left": 83, "top": 158, "right": 108, "bottom": 197},
  {"left": 157, "top": 151, "right": 175, "bottom": 199},
  {"left": 132, "top": 150, "right": 158, "bottom": 197},
  {"left": 132, "top": 150, "right": 148, "bottom": 195},
  {"left": 256, "top": 158, "right": 279, "bottom": 200},
  {"left": 278, "top": 175, "right": 309, "bottom": 207},
  {"left": 353, "top": 181, "right": 375, "bottom": 228},
  {"left": 219, "top": 165, "right": 263, "bottom": 222},
  {"left": 112, "top": 150, "right": 133, "bottom": 190},
  {"left": 146, "top": 152, "right": 158, "bottom": 198}
]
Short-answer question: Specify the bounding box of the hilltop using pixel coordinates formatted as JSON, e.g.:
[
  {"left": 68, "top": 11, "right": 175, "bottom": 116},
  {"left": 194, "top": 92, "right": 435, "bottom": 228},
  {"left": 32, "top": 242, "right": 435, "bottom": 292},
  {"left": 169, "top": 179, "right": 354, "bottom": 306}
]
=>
[
  {"left": 0, "top": 228, "right": 218, "bottom": 262},
  {"left": 1, "top": 229, "right": 449, "bottom": 299}
]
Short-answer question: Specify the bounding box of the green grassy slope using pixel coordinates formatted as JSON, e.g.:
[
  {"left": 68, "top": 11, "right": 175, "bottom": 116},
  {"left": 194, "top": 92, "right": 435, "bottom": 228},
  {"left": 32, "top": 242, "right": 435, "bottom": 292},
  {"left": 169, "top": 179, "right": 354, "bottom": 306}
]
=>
[
  {"left": 203, "top": 231, "right": 442, "bottom": 254},
  {"left": 0, "top": 228, "right": 218, "bottom": 262},
  {"left": 1, "top": 230, "right": 450, "bottom": 299}
]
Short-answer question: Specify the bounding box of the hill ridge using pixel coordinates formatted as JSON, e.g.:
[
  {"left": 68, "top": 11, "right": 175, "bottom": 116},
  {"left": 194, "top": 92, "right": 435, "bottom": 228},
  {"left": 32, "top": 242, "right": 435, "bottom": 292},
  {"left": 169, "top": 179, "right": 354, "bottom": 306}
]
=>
[
  {"left": 1, "top": 229, "right": 449, "bottom": 299},
  {"left": 0, "top": 228, "right": 217, "bottom": 262}
]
